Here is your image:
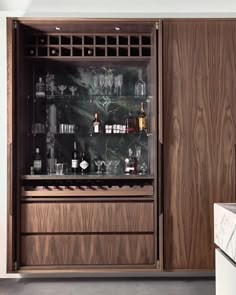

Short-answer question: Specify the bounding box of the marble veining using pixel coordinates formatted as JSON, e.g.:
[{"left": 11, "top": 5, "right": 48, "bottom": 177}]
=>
[{"left": 214, "top": 203, "right": 236, "bottom": 263}]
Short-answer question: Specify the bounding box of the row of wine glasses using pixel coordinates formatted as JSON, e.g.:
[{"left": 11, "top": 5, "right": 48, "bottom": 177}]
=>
[
  {"left": 91, "top": 73, "right": 123, "bottom": 96},
  {"left": 94, "top": 160, "right": 120, "bottom": 174}
]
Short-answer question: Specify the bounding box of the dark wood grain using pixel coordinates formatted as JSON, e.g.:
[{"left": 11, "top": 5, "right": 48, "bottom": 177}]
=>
[
  {"left": 21, "top": 234, "right": 154, "bottom": 266},
  {"left": 21, "top": 202, "right": 154, "bottom": 233},
  {"left": 163, "top": 20, "right": 236, "bottom": 270}
]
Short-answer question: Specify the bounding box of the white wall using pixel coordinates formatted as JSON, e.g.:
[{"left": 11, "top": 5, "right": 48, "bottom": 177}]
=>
[{"left": 1, "top": 0, "right": 236, "bottom": 279}]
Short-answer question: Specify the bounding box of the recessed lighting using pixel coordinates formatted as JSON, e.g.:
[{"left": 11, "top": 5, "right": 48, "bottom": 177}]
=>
[
  {"left": 115, "top": 26, "right": 121, "bottom": 31},
  {"left": 55, "top": 26, "right": 61, "bottom": 31}
]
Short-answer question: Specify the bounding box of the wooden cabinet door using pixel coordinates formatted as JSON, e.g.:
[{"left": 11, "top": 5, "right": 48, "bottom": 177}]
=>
[{"left": 163, "top": 20, "right": 236, "bottom": 270}]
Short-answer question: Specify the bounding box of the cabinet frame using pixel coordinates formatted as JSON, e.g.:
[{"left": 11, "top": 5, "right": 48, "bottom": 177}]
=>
[{"left": 7, "top": 17, "right": 161, "bottom": 273}]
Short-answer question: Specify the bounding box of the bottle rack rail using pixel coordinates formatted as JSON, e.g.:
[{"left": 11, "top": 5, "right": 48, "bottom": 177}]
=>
[{"left": 21, "top": 185, "right": 154, "bottom": 197}]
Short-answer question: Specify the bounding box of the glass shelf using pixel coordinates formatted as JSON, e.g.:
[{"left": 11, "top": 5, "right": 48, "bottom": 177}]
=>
[{"left": 34, "top": 95, "right": 152, "bottom": 104}]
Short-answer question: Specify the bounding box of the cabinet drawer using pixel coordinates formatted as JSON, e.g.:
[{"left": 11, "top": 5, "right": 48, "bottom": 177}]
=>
[
  {"left": 21, "top": 202, "right": 154, "bottom": 233},
  {"left": 21, "top": 234, "right": 154, "bottom": 266}
]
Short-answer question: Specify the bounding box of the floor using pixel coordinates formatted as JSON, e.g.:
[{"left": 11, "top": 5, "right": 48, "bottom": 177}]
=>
[{"left": 0, "top": 278, "right": 215, "bottom": 295}]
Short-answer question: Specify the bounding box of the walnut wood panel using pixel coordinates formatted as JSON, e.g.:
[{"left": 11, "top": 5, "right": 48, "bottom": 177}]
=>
[
  {"left": 163, "top": 20, "right": 236, "bottom": 270},
  {"left": 21, "top": 202, "right": 154, "bottom": 233},
  {"left": 21, "top": 185, "right": 153, "bottom": 197},
  {"left": 21, "top": 234, "right": 154, "bottom": 266}
]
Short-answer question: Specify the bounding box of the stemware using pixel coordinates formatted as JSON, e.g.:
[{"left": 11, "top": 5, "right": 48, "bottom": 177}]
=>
[
  {"left": 114, "top": 76, "right": 119, "bottom": 95},
  {"left": 107, "top": 73, "right": 114, "bottom": 95},
  {"left": 58, "top": 85, "right": 67, "bottom": 96},
  {"left": 117, "top": 74, "right": 123, "bottom": 96},
  {"left": 93, "top": 75, "right": 99, "bottom": 95},
  {"left": 104, "top": 75, "right": 109, "bottom": 95},
  {"left": 98, "top": 74, "right": 105, "bottom": 94},
  {"left": 69, "top": 86, "right": 78, "bottom": 96},
  {"left": 94, "top": 160, "right": 104, "bottom": 174},
  {"left": 104, "top": 160, "right": 112, "bottom": 174},
  {"left": 113, "top": 159, "right": 120, "bottom": 174}
]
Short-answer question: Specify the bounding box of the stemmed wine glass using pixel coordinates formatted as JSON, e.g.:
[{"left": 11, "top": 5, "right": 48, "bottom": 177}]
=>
[
  {"left": 107, "top": 73, "right": 114, "bottom": 95},
  {"left": 114, "top": 76, "right": 119, "bottom": 95},
  {"left": 93, "top": 75, "right": 99, "bottom": 95},
  {"left": 113, "top": 159, "right": 120, "bottom": 174},
  {"left": 117, "top": 74, "right": 123, "bottom": 96},
  {"left": 104, "top": 160, "right": 112, "bottom": 174},
  {"left": 69, "top": 86, "right": 78, "bottom": 96},
  {"left": 58, "top": 85, "right": 67, "bottom": 96},
  {"left": 99, "top": 74, "right": 105, "bottom": 94},
  {"left": 94, "top": 160, "right": 104, "bottom": 174},
  {"left": 104, "top": 75, "right": 109, "bottom": 95}
]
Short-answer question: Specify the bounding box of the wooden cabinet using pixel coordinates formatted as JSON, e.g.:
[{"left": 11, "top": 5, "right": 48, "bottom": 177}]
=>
[
  {"left": 163, "top": 20, "right": 236, "bottom": 270},
  {"left": 7, "top": 18, "right": 159, "bottom": 273}
]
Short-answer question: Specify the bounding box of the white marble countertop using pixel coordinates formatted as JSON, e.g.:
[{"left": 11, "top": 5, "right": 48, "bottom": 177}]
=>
[{"left": 214, "top": 203, "right": 236, "bottom": 263}]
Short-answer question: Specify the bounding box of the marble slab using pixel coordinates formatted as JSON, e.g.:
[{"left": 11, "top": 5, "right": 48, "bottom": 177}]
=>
[{"left": 214, "top": 203, "right": 236, "bottom": 263}]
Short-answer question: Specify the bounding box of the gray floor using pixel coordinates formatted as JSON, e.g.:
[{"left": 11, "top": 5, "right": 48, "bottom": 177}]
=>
[{"left": 0, "top": 278, "right": 215, "bottom": 295}]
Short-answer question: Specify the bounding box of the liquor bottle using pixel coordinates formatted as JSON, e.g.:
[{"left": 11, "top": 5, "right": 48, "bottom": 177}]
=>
[
  {"left": 124, "top": 148, "right": 137, "bottom": 174},
  {"left": 92, "top": 112, "right": 102, "bottom": 134},
  {"left": 135, "top": 69, "right": 146, "bottom": 96},
  {"left": 126, "top": 111, "right": 137, "bottom": 133},
  {"left": 79, "top": 151, "right": 90, "bottom": 174},
  {"left": 33, "top": 147, "right": 42, "bottom": 175},
  {"left": 71, "top": 141, "right": 79, "bottom": 174},
  {"left": 35, "top": 77, "right": 46, "bottom": 98},
  {"left": 138, "top": 102, "right": 147, "bottom": 133}
]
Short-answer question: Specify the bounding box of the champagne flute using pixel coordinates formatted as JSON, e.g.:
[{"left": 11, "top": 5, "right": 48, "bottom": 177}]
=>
[
  {"left": 99, "top": 74, "right": 105, "bottom": 95},
  {"left": 107, "top": 73, "right": 114, "bottom": 95}
]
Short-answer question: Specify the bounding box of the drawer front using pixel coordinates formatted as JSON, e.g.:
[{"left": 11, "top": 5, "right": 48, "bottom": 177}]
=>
[
  {"left": 21, "top": 202, "right": 154, "bottom": 233},
  {"left": 21, "top": 234, "right": 155, "bottom": 266}
]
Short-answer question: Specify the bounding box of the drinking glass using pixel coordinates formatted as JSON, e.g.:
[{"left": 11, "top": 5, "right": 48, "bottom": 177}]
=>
[
  {"left": 104, "top": 75, "right": 109, "bottom": 95},
  {"left": 113, "top": 159, "right": 120, "bottom": 174},
  {"left": 69, "top": 86, "right": 78, "bottom": 96},
  {"left": 104, "top": 160, "right": 112, "bottom": 174},
  {"left": 98, "top": 74, "right": 105, "bottom": 94},
  {"left": 107, "top": 73, "right": 114, "bottom": 95},
  {"left": 93, "top": 75, "right": 99, "bottom": 95},
  {"left": 58, "top": 85, "right": 67, "bottom": 96},
  {"left": 114, "top": 76, "right": 119, "bottom": 95},
  {"left": 56, "top": 163, "right": 64, "bottom": 175},
  {"left": 117, "top": 74, "right": 123, "bottom": 96},
  {"left": 94, "top": 160, "right": 104, "bottom": 174}
]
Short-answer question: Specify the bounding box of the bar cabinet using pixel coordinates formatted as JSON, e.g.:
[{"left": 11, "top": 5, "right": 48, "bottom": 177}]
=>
[{"left": 7, "top": 18, "right": 161, "bottom": 273}]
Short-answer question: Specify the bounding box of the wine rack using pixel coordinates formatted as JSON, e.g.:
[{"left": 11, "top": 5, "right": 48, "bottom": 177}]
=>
[{"left": 25, "top": 33, "right": 152, "bottom": 58}]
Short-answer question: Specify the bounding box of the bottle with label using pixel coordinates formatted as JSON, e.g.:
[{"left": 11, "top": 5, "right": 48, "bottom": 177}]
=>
[
  {"left": 33, "top": 147, "right": 42, "bottom": 175},
  {"left": 92, "top": 112, "right": 102, "bottom": 134},
  {"left": 138, "top": 102, "right": 147, "bottom": 133},
  {"left": 79, "top": 152, "right": 90, "bottom": 174},
  {"left": 71, "top": 141, "right": 79, "bottom": 174},
  {"left": 35, "top": 77, "right": 46, "bottom": 98},
  {"left": 135, "top": 69, "right": 146, "bottom": 97},
  {"left": 124, "top": 148, "right": 137, "bottom": 174},
  {"left": 126, "top": 111, "right": 137, "bottom": 133}
]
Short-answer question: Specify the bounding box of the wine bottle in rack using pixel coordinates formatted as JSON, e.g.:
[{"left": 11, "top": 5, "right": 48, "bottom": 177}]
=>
[
  {"left": 71, "top": 141, "right": 79, "bottom": 174},
  {"left": 92, "top": 112, "right": 102, "bottom": 134},
  {"left": 138, "top": 102, "right": 147, "bottom": 133},
  {"left": 33, "top": 147, "right": 42, "bottom": 175}
]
